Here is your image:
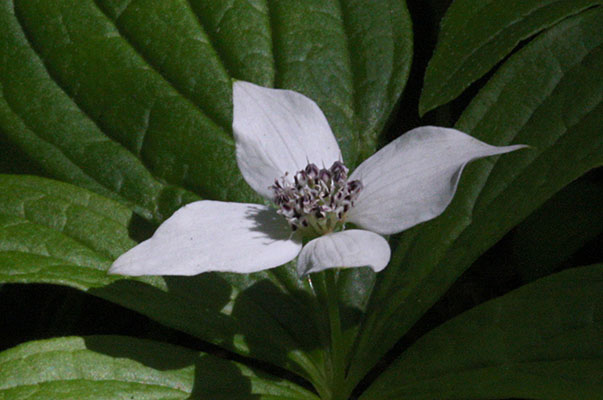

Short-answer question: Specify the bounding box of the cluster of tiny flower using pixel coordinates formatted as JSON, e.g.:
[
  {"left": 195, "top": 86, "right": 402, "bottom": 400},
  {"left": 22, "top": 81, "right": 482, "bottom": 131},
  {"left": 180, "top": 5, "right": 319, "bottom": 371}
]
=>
[{"left": 271, "top": 161, "right": 363, "bottom": 235}]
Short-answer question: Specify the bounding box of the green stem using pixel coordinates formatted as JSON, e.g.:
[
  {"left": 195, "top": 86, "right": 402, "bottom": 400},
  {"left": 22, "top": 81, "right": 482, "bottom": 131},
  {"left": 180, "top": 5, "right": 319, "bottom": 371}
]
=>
[{"left": 325, "top": 269, "right": 345, "bottom": 399}]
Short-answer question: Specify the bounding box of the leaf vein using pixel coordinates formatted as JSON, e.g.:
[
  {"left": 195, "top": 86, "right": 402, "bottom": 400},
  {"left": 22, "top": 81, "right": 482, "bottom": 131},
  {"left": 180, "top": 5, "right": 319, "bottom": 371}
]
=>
[{"left": 90, "top": 0, "right": 232, "bottom": 135}]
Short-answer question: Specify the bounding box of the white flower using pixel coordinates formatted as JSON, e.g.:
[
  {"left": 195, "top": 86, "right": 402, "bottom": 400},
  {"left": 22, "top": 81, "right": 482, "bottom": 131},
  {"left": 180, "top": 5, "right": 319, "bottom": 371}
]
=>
[{"left": 110, "top": 81, "right": 525, "bottom": 277}]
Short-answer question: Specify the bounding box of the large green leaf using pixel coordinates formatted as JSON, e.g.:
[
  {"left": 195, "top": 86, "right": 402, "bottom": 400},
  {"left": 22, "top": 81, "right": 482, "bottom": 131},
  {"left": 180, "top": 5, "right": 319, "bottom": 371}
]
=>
[
  {"left": 1, "top": 0, "right": 414, "bottom": 387},
  {"left": 0, "top": 174, "right": 333, "bottom": 393},
  {"left": 0, "top": 336, "right": 318, "bottom": 400},
  {"left": 360, "top": 264, "right": 603, "bottom": 400},
  {"left": 420, "top": 0, "right": 601, "bottom": 115},
  {"left": 492, "top": 174, "right": 603, "bottom": 283},
  {"left": 347, "top": 7, "right": 603, "bottom": 387},
  {"left": 0, "top": 2, "right": 202, "bottom": 223},
  {"left": 0, "top": 0, "right": 412, "bottom": 217}
]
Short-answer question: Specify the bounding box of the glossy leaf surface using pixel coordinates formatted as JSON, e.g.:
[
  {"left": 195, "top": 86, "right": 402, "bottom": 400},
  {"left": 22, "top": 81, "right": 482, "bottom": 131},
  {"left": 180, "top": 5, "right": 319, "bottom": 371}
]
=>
[
  {"left": 0, "top": 175, "right": 328, "bottom": 390},
  {"left": 1, "top": 0, "right": 415, "bottom": 388},
  {"left": 0, "top": 336, "right": 318, "bottom": 400},
  {"left": 420, "top": 0, "right": 601, "bottom": 115},
  {"left": 361, "top": 264, "right": 603, "bottom": 400},
  {"left": 348, "top": 8, "right": 603, "bottom": 386},
  {"left": 0, "top": 0, "right": 413, "bottom": 218}
]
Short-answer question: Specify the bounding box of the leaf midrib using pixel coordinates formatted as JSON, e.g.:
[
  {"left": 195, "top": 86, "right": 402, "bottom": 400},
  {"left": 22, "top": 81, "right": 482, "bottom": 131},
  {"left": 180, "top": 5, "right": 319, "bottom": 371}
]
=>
[
  {"left": 347, "top": 9, "right": 603, "bottom": 386},
  {"left": 0, "top": 213, "right": 113, "bottom": 265},
  {"left": 388, "top": 17, "right": 602, "bottom": 323},
  {"left": 1, "top": 178, "right": 130, "bottom": 226},
  {"left": 0, "top": 89, "right": 137, "bottom": 210},
  {"left": 424, "top": 0, "right": 595, "bottom": 111},
  {"left": 89, "top": 0, "right": 234, "bottom": 141}
]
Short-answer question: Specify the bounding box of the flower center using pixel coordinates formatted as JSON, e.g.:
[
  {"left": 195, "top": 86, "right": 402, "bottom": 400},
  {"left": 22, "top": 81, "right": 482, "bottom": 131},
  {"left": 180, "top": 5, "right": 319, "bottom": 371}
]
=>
[{"left": 271, "top": 161, "right": 363, "bottom": 235}]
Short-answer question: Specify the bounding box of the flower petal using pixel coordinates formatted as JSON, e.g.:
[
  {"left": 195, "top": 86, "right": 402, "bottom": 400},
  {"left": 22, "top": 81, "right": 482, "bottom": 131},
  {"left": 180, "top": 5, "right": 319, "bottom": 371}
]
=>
[
  {"left": 109, "top": 201, "right": 301, "bottom": 276},
  {"left": 297, "top": 230, "right": 391, "bottom": 276},
  {"left": 347, "top": 127, "right": 526, "bottom": 235},
  {"left": 233, "top": 81, "right": 342, "bottom": 198}
]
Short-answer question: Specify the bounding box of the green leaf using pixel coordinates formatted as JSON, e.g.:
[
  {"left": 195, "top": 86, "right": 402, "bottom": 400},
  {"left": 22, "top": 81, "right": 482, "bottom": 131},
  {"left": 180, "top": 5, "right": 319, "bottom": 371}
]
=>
[
  {"left": 0, "top": 336, "right": 318, "bottom": 400},
  {"left": 0, "top": 0, "right": 412, "bottom": 215},
  {"left": 419, "top": 0, "right": 601, "bottom": 115},
  {"left": 0, "top": 0, "right": 415, "bottom": 382},
  {"left": 493, "top": 174, "right": 603, "bottom": 282},
  {"left": 0, "top": 2, "right": 202, "bottom": 223},
  {"left": 0, "top": 134, "right": 43, "bottom": 175},
  {"left": 0, "top": 174, "right": 333, "bottom": 393},
  {"left": 0, "top": 174, "right": 135, "bottom": 263},
  {"left": 348, "top": 7, "right": 603, "bottom": 387},
  {"left": 1, "top": 1, "right": 413, "bottom": 385},
  {"left": 360, "top": 264, "right": 603, "bottom": 400}
]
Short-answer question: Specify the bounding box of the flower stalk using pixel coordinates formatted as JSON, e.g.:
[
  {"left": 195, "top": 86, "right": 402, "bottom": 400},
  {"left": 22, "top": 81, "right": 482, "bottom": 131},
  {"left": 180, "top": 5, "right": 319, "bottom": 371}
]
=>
[
  {"left": 106, "top": 79, "right": 527, "bottom": 400},
  {"left": 325, "top": 270, "right": 346, "bottom": 400}
]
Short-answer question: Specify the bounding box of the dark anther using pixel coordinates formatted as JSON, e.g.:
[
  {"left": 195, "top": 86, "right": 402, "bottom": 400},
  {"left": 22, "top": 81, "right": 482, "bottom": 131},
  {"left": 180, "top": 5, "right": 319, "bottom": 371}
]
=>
[
  {"left": 330, "top": 161, "right": 348, "bottom": 181},
  {"left": 348, "top": 180, "right": 363, "bottom": 192},
  {"left": 319, "top": 169, "right": 331, "bottom": 183},
  {"left": 305, "top": 163, "right": 319, "bottom": 178},
  {"left": 330, "top": 161, "right": 346, "bottom": 172}
]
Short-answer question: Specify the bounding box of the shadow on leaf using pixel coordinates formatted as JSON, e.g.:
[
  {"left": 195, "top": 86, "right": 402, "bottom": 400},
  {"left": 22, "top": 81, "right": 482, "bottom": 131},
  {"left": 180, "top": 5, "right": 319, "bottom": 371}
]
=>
[{"left": 83, "top": 335, "right": 259, "bottom": 399}]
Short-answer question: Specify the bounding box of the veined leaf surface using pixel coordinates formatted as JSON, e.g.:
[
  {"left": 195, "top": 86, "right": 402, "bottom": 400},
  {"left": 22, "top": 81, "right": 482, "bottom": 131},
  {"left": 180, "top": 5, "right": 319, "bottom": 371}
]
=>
[
  {"left": 348, "top": 7, "right": 603, "bottom": 387},
  {"left": 0, "top": 336, "right": 318, "bottom": 400},
  {"left": 360, "top": 264, "right": 603, "bottom": 400},
  {"left": 1, "top": 0, "right": 413, "bottom": 218},
  {"left": 420, "top": 0, "right": 601, "bottom": 114}
]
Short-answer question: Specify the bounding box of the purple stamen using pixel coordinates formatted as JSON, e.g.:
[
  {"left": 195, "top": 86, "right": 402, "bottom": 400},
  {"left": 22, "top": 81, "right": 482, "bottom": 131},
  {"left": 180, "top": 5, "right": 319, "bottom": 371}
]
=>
[{"left": 270, "top": 161, "right": 363, "bottom": 234}]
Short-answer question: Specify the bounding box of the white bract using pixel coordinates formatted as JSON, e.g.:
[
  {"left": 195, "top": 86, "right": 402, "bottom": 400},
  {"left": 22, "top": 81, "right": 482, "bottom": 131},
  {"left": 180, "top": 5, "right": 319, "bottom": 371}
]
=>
[{"left": 110, "top": 81, "right": 525, "bottom": 277}]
